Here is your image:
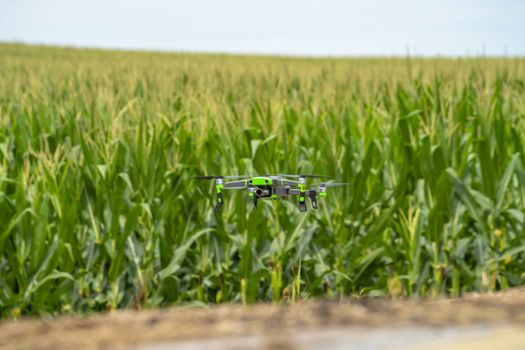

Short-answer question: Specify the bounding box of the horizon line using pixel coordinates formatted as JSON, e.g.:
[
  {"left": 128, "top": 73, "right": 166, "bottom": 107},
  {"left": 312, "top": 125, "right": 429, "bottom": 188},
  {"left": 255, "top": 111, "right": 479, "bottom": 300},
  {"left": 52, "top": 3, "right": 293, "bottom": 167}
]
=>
[{"left": 2, "top": 41, "right": 524, "bottom": 60}]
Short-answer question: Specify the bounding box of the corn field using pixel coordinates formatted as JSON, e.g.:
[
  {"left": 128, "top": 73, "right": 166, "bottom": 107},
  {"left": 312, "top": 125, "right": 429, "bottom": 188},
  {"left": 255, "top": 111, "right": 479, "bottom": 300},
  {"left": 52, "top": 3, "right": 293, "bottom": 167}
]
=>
[{"left": 1, "top": 44, "right": 525, "bottom": 317}]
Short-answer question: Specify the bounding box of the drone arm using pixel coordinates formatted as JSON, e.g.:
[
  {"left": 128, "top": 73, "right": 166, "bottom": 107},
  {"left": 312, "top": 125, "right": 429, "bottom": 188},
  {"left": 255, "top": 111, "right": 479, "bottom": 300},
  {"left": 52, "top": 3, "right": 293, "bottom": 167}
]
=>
[
  {"left": 223, "top": 180, "right": 247, "bottom": 189},
  {"left": 317, "top": 182, "right": 347, "bottom": 198},
  {"left": 288, "top": 189, "right": 312, "bottom": 195},
  {"left": 280, "top": 179, "right": 300, "bottom": 187}
]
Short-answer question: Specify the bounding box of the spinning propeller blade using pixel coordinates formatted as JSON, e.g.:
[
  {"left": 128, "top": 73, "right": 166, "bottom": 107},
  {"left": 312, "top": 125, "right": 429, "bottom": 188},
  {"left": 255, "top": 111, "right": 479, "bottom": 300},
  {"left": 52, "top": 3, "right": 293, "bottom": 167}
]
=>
[
  {"left": 277, "top": 174, "right": 331, "bottom": 179},
  {"left": 319, "top": 182, "right": 349, "bottom": 188},
  {"left": 193, "top": 175, "right": 249, "bottom": 180}
]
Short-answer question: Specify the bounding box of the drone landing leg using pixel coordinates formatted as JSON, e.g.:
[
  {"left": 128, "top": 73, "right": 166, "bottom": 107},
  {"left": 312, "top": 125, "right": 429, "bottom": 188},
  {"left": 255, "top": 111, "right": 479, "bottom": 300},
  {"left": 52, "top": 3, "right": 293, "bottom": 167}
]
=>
[
  {"left": 298, "top": 196, "right": 307, "bottom": 212},
  {"left": 214, "top": 192, "right": 224, "bottom": 214},
  {"left": 253, "top": 195, "right": 258, "bottom": 209},
  {"left": 309, "top": 192, "right": 318, "bottom": 209},
  {"left": 298, "top": 182, "right": 307, "bottom": 212}
]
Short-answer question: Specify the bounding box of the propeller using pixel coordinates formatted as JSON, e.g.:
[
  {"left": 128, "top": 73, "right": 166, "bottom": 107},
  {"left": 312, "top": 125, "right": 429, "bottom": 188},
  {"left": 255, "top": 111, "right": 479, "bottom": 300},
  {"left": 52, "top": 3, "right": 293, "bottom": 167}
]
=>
[
  {"left": 193, "top": 175, "right": 249, "bottom": 180},
  {"left": 277, "top": 174, "right": 331, "bottom": 179},
  {"left": 319, "top": 182, "right": 349, "bottom": 188}
]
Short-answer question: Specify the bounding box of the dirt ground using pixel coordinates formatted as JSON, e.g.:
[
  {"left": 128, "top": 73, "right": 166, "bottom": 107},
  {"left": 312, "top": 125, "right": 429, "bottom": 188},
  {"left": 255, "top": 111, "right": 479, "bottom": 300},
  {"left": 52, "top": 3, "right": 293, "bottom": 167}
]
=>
[{"left": 1, "top": 288, "right": 525, "bottom": 350}]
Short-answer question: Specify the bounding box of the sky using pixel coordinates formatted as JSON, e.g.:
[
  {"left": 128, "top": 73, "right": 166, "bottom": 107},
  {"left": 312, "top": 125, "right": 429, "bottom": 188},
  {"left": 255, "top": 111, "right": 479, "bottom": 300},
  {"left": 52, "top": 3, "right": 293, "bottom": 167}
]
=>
[{"left": 1, "top": 0, "right": 524, "bottom": 57}]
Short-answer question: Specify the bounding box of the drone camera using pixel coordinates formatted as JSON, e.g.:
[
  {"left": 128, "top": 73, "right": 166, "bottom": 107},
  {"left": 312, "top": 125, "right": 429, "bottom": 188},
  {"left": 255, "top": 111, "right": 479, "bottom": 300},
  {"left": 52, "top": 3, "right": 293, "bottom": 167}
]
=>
[{"left": 255, "top": 187, "right": 270, "bottom": 196}]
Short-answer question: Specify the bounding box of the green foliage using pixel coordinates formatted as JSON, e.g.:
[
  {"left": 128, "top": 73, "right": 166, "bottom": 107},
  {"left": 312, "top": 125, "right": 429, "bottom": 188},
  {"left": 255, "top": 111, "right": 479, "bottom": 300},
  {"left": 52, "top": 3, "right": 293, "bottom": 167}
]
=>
[{"left": 0, "top": 44, "right": 525, "bottom": 317}]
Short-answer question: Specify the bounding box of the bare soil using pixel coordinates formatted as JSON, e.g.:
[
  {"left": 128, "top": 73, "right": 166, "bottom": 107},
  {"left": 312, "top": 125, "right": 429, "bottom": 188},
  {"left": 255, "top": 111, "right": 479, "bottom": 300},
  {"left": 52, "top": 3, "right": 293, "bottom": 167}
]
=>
[{"left": 1, "top": 288, "right": 525, "bottom": 350}]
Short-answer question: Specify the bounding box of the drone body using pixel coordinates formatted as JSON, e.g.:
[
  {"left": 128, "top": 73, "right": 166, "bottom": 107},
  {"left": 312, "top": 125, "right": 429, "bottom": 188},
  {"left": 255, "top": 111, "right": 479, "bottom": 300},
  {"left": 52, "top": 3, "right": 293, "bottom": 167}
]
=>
[{"left": 194, "top": 174, "right": 347, "bottom": 213}]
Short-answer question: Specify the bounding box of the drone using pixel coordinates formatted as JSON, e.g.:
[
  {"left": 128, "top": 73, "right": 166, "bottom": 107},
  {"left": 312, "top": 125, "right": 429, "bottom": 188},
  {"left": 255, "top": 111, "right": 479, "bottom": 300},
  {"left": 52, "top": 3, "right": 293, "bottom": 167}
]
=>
[{"left": 193, "top": 174, "right": 348, "bottom": 213}]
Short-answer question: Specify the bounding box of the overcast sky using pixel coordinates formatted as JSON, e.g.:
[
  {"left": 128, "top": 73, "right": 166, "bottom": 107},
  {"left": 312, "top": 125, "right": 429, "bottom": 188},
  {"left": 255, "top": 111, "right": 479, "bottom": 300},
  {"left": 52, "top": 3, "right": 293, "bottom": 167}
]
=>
[{"left": 1, "top": 0, "right": 524, "bottom": 56}]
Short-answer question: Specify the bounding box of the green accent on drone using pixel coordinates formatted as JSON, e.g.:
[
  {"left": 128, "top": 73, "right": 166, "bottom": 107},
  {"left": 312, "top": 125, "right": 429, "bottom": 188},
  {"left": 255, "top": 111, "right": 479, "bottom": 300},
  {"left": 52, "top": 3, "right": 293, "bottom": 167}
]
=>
[{"left": 250, "top": 177, "right": 273, "bottom": 186}]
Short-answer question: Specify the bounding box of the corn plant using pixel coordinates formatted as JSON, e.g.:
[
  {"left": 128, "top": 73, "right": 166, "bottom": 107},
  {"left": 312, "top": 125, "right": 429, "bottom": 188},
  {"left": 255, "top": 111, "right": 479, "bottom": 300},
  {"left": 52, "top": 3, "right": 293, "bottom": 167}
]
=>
[{"left": 0, "top": 44, "right": 524, "bottom": 317}]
